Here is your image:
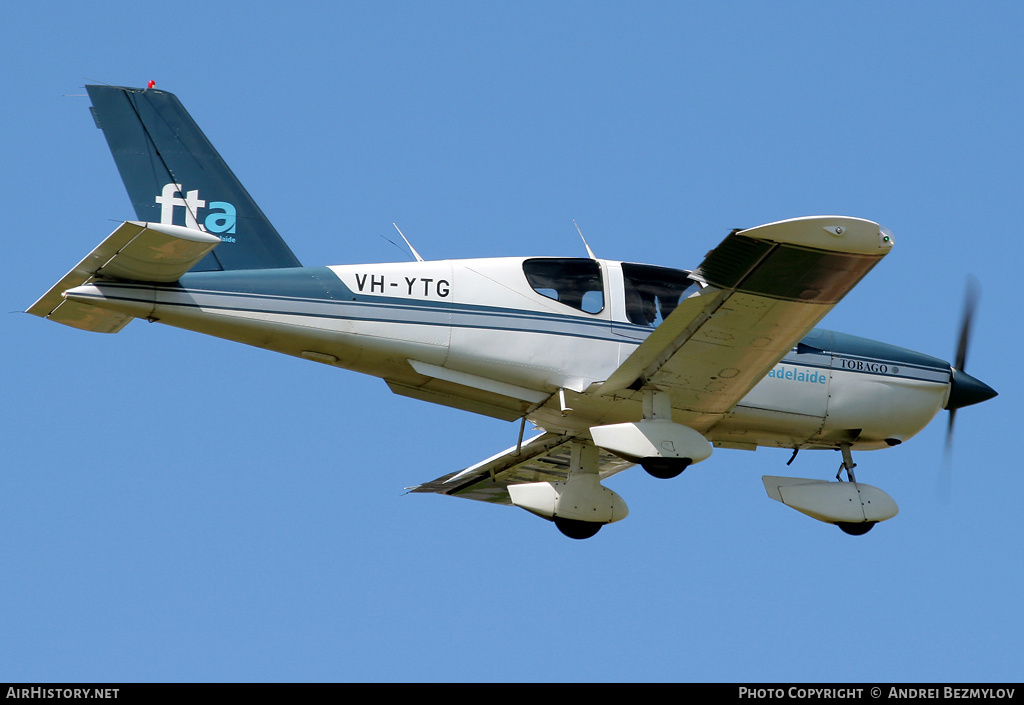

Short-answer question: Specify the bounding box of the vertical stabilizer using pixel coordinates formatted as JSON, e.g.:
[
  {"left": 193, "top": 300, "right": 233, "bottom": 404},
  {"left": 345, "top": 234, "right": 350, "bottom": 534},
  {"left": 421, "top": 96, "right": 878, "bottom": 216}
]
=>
[{"left": 86, "top": 84, "right": 302, "bottom": 272}]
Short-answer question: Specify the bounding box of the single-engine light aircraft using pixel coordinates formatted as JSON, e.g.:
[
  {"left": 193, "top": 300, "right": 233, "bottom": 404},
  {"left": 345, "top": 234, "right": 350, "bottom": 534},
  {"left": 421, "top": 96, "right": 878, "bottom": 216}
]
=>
[{"left": 30, "top": 85, "right": 997, "bottom": 539}]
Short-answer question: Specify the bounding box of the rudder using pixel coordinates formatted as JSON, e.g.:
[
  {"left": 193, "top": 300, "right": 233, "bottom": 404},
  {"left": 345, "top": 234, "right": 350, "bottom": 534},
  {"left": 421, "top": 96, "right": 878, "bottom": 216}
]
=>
[{"left": 86, "top": 84, "right": 302, "bottom": 272}]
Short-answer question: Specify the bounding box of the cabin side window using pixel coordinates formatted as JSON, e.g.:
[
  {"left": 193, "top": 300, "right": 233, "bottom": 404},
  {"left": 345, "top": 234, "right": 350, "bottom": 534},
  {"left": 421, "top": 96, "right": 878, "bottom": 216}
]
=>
[
  {"left": 621, "top": 263, "right": 698, "bottom": 327},
  {"left": 522, "top": 258, "right": 604, "bottom": 314}
]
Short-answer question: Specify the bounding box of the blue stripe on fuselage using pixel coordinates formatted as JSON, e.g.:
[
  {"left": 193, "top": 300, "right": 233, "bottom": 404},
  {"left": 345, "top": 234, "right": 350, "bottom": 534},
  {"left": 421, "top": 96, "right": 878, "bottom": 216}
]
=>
[
  {"left": 119, "top": 268, "right": 953, "bottom": 383},
  {"left": 173, "top": 267, "right": 619, "bottom": 342}
]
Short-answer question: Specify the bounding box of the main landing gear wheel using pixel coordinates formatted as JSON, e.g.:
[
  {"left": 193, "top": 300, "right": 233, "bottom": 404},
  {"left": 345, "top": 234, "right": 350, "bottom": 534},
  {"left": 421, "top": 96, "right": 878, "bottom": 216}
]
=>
[
  {"left": 554, "top": 517, "right": 603, "bottom": 540},
  {"left": 640, "top": 458, "right": 692, "bottom": 479},
  {"left": 837, "top": 521, "right": 876, "bottom": 536}
]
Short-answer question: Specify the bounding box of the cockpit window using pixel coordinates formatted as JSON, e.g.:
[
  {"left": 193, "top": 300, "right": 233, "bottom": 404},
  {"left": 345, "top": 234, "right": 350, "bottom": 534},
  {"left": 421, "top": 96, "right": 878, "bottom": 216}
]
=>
[
  {"left": 622, "top": 263, "right": 698, "bottom": 327},
  {"left": 523, "top": 258, "right": 604, "bottom": 314}
]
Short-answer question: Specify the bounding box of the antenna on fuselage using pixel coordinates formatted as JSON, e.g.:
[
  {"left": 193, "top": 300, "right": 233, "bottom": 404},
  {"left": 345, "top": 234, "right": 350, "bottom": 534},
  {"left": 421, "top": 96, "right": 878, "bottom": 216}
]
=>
[
  {"left": 392, "top": 223, "right": 425, "bottom": 262},
  {"left": 574, "top": 219, "right": 597, "bottom": 259}
]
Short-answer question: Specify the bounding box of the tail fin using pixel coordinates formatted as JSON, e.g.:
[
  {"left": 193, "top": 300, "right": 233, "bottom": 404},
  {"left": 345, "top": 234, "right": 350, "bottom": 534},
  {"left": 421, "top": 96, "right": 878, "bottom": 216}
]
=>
[{"left": 86, "top": 84, "right": 302, "bottom": 271}]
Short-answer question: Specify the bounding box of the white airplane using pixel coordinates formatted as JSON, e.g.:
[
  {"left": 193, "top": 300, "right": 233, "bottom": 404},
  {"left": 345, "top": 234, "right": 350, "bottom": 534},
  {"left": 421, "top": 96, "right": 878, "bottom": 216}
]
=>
[{"left": 29, "top": 85, "right": 996, "bottom": 539}]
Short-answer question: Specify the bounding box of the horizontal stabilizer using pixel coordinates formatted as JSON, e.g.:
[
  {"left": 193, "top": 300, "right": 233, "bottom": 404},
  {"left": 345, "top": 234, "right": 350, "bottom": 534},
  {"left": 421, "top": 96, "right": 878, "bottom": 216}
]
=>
[{"left": 28, "top": 221, "right": 221, "bottom": 332}]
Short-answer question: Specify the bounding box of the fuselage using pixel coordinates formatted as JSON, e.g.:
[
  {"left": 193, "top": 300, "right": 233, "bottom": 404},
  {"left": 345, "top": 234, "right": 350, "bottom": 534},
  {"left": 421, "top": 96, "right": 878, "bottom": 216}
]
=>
[{"left": 66, "top": 255, "right": 955, "bottom": 455}]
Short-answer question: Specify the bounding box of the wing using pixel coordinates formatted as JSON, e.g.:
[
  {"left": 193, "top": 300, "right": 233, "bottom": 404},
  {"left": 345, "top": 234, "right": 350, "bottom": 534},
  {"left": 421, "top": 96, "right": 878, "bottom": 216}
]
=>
[
  {"left": 597, "top": 215, "right": 893, "bottom": 431},
  {"left": 409, "top": 432, "right": 634, "bottom": 504}
]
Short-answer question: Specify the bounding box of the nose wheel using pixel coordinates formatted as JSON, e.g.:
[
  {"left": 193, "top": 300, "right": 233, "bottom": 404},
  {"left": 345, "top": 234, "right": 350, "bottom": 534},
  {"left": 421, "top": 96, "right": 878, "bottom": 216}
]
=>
[
  {"left": 837, "top": 521, "right": 875, "bottom": 535},
  {"left": 764, "top": 445, "right": 900, "bottom": 534}
]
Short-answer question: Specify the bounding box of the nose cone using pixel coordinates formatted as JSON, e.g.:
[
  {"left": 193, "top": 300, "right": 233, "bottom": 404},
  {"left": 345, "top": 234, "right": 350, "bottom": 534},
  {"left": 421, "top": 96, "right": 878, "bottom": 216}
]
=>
[{"left": 945, "top": 369, "right": 998, "bottom": 410}]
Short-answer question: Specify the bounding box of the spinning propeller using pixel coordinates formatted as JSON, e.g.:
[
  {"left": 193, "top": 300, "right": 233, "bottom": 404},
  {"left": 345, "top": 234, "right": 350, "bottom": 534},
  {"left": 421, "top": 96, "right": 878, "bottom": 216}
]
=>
[{"left": 940, "top": 278, "right": 997, "bottom": 495}]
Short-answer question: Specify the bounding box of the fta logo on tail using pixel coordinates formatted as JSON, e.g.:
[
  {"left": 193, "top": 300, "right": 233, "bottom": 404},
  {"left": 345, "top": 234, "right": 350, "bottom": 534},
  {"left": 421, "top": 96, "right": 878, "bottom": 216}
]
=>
[{"left": 155, "top": 183, "right": 237, "bottom": 241}]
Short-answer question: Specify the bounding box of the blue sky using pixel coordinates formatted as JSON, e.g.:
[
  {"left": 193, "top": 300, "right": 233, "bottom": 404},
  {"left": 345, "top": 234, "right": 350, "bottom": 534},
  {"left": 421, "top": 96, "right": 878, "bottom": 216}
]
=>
[{"left": 2, "top": 1, "right": 1020, "bottom": 683}]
